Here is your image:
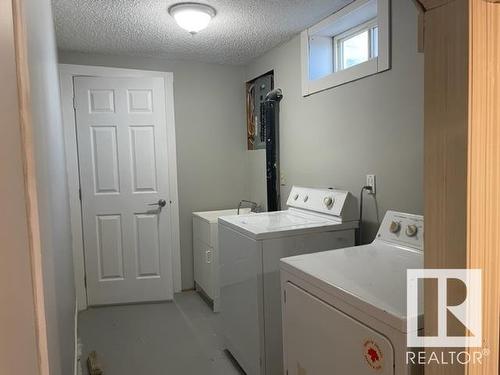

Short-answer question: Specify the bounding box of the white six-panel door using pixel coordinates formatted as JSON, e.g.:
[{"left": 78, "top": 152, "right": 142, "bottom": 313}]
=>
[{"left": 74, "top": 76, "right": 173, "bottom": 305}]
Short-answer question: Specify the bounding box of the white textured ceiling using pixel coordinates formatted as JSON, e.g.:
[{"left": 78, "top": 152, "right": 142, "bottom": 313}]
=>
[{"left": 52, "top": 0, "right": 351, "bottom": 65}]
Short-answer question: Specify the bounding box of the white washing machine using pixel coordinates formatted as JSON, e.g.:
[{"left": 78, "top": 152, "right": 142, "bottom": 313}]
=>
[
  {"left": 280, "top": 211, "right": 424, "bottom": 375},
  {"left": 218, "top": 186, "right": 359, "bottom": 375}
]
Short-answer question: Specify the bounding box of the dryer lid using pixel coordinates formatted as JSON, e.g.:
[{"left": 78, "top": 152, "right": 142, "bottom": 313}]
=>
[{"left": 281, "top": 242, "right": 424, "bottom": 333}]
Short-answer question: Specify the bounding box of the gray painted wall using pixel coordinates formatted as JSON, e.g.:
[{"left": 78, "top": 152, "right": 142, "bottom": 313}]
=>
[
  {"left": 58, "top": 52, "right": 249, "bottom": 289},
  {"left": 25, "top": 0, "right": 76, "bottom": 374},
  {"left": 245, "top": 0, "right": 424, "bottom": 242},
  {"left": 58, "top": 0, "right": 423, "bottom": 289}
]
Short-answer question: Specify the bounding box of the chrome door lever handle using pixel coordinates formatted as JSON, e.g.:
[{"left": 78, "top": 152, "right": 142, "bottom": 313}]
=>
[{"left": 148, "top": 199, "right": 167, "bottom": 208}]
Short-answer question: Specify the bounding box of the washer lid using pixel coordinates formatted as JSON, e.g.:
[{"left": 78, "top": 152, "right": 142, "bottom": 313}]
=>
[
  {"left": 280, "top": 242, "right": 423, "bottom": 333},
  {"left": 219, "top": 210, "right": 358, "bottom": 240}
]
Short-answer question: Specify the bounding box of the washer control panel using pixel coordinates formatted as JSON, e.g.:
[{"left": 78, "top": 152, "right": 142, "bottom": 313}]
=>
[
  {"left": 286, "top": 186, "right": 357, "bottom": 221},
  {"left": 376, "top": 210, "right": 424, "bottom": 251}
]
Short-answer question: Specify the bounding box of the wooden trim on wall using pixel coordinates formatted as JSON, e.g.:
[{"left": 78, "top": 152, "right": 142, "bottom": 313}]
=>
[
  {"left": 424, "top": 1, "right": 469, "bottom": 372},
  {"left": 424, "top": 0, "right": 500, "bottom": 374},
  {"left": 11, "top": 0, "right": 49, "bottom": 374},
  {"left": 467, "top": 0, "right": 500, "bottom": 373}
]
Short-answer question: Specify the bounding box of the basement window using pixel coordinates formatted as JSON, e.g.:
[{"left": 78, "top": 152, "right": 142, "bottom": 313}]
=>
[
  {"left": 334, "top": 20, "right": 378, "bottom": 71},
  {"left": 301, "top": 0, "right": 390, "bottom": 96}
]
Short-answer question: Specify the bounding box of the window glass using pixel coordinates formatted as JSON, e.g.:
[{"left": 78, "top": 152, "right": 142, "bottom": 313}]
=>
[{"left": 341, "top": 30, "right": 369, "bottom": 69}]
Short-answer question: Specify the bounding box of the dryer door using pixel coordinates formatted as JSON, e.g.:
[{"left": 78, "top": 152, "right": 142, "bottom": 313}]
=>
[{"left": 283, "top": 282, "right": 394, "bottom": 375}]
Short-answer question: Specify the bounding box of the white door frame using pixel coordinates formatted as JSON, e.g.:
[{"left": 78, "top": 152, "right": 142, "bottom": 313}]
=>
[{"left": 59, "top": 64, "right": 181, "bottom": 310}]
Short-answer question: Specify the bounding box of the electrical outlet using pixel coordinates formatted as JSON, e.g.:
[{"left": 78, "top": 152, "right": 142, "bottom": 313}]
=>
[
  {"left": 366, "top": 174, "right": 376, "bottom": 194},
  {"left": 280, "top": 173, "right": 287, "bottom": 185}
]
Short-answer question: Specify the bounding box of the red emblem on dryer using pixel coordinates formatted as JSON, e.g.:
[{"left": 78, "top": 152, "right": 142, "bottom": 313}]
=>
[{"left": 363, "top": 340, "right": 383, "bottom": 370}]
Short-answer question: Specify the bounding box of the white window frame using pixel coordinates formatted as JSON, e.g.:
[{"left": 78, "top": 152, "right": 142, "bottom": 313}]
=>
[
  {"left": 301, "top": 0, "right": 390, "bottom": 96},
  {"left": 334, "top": 19, "right": 378, "bottom": 71}
]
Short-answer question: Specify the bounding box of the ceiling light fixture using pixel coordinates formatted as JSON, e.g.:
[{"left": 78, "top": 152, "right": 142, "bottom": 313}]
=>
[{"left": 168, "top": 2, "right": 216, "bottom": 34}]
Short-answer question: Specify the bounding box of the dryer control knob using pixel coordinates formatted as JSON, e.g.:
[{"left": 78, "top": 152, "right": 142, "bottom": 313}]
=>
[
  {"left": 303, "top": 195, "right": 309, "bottom": 202},
  {"left": 323, "top": 196, "right": 334, "bottom": 208},
  {"left": 406, "top": 224, "right": 418, "bottom": 237},
  {"left": 293, "top": 194, "right": 299, "bottom": 201},
  {"left": 389, "top": 221, "right": 401, "bottom": 233}
]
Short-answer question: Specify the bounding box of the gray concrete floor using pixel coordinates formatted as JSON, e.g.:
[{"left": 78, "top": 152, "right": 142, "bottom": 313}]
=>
[{"left": 78, "top": 291, "right": 244, "bottom": 375}]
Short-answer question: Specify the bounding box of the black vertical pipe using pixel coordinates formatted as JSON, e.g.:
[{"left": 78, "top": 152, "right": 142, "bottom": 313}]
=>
[{"left": 263, "top": 89, "right": 283, "bottom": 212}]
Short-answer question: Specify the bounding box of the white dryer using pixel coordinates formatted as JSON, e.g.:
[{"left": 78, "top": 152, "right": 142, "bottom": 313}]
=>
[
  {"left": 218, "top": 186, "right": 359, "bottom": 375},
  {"left": 280, "top": 211, "right": 424, "bottom": 375}
]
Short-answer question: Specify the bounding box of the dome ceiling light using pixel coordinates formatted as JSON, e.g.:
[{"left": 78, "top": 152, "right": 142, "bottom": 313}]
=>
[{"left": 168, "top": 2, "right": 216, "bottom": 34}]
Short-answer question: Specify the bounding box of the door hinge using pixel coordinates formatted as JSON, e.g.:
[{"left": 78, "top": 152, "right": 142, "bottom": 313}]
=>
[
  {"left": 72, "top": 96, "right": 77, "bottom": 109},
  {"left": 79, "top": 188, "right": 82, "bottom": 201},
  {"left": 84, "top": 275, "right": 87, "bottom": 288}
]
